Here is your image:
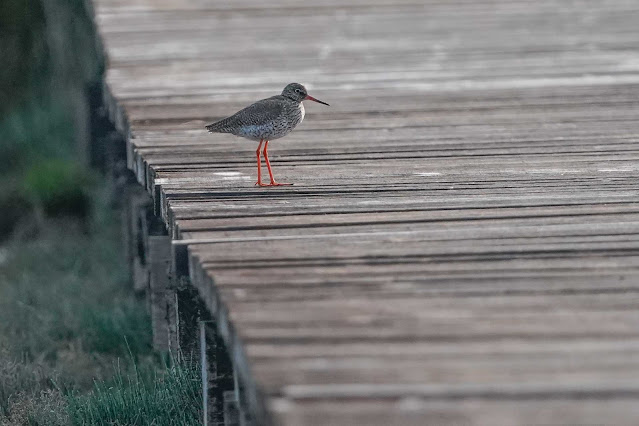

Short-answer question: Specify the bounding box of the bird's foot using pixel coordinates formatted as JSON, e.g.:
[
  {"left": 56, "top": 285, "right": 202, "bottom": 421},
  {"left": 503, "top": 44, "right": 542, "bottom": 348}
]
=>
[{"left": 255, "top": 181, "right": 293, "bottom": 187}]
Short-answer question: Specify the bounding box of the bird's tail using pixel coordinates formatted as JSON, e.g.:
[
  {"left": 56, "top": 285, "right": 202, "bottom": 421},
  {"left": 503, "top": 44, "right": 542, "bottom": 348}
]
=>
[{"left": 205, "top": 118, "right": 232, "bottom": 133}]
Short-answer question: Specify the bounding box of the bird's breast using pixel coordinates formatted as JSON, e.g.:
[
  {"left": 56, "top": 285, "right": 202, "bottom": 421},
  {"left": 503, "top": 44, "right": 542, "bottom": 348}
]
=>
[{"left": 299, "top": 102, "right": 305, "bottom": 122}]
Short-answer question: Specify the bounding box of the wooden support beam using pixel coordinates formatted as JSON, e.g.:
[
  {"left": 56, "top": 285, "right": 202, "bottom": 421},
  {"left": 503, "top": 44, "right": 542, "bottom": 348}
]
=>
[
  {"left": 122, "top": 187, "right": 151, "bottom": 294},
  {"left": 235, "top": 366, "right": 255, "bottom": 426},
  {"left": 223, "top": 391, "right": 240, "bottom": 426},
  {"left": 147, "top": 233, "right": 171, "bottom": 351},
  {"left": 200, "top": 320, "right": 236, "bottom": 426},
  {"left": 169, "top": 241, "right": 201, "bottom": 363},
  {"left": 175, "top": 283, "right": 201, "bottom": 366}
]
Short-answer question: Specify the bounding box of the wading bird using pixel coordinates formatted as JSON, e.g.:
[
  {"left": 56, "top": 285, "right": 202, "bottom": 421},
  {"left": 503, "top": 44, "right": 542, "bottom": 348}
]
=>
[{"left": 206, "top": 83, "right": 329, "bottom": 186}]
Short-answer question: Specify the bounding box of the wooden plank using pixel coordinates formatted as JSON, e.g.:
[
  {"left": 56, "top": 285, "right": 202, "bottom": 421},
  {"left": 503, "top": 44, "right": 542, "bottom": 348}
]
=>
[
  {"left": 252, "top": 353, "right": 639, "bottom": 389},
  {"left": 270, "top": 399, "right": 639, "bottom": 426}
]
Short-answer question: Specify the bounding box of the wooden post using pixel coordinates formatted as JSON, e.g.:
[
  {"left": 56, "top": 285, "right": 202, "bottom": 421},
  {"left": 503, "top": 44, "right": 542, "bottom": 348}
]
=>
[
  {"left": 147, "top": 232, "right": 171, "bottom": 351},
  {"left": 200, "top": 320, "right": 236, "bottom": 426},
  {"left": 176, "top": 284, "right": 201, "bottom": 366},
  {"left": 166, "top": 287, "right": 179, "bottom": 357},
  {"left": 235, "top": 366, "right": 254, "bottom": 426},
  {"left": 128, "top": 194, "right": 152, "bottom": 294},
  {"left": 170, "top": 243, "right": 202, "bottom": 365},
  {"left": 200, "top": 322, "right": 210, "bottom": 425},
  {"left": 168, "top": 242, "right": 185, "bottom": 357},
  {"left": 223, "top": 391, "right": 240, "bottom": 426}
]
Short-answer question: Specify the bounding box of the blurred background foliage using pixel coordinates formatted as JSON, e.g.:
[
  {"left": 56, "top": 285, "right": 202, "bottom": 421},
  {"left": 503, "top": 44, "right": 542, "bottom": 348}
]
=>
[
  {"left": 0, "top": 0, "right": 105, "bottom": 240},
  {"left": 0, "top": 0, "right": 203, "bottom": 423}
]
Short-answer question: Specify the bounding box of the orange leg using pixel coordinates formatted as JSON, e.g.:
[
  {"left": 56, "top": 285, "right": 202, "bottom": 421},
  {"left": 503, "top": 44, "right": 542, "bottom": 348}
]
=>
[
  {"left": 263, "top": 140, "right": 293, "bottom": 186},
  {"left": 254, "top": 139, "right": 267, "bottom": 186}
]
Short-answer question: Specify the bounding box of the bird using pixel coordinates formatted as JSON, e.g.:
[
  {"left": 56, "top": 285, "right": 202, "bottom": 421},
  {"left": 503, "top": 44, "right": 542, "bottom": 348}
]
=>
[{"left": 205, "top": 83, "right": 329, "bottom": 186}]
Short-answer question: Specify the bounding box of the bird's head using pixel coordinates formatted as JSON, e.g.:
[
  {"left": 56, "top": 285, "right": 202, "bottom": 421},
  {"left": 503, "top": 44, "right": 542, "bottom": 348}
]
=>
[{"left": 282, "top": 83, "right": 329, "bottom": 106}]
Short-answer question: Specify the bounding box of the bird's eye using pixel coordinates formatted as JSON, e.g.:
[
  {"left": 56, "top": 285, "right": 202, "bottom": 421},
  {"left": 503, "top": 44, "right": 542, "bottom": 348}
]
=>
[{"left": 295, "top": 89, "right": 301, "bottom": 93}]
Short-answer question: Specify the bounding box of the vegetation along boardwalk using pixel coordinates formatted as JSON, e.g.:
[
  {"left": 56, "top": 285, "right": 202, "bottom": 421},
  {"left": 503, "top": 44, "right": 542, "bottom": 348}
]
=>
[{"left": 94, "top": 0, "right": 639, "bottom": 424}]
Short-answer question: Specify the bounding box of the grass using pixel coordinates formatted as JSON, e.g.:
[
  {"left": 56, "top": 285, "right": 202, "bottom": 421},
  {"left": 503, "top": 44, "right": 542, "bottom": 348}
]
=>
[
  {"left": 0, "top": 355, "right": 202, "bottom": 426},
  {"left": 69, "top": 362, "right": 201, "bottom": 426},
  {"left": 0, "top": 351, "right": 62, "bottom": 422},
  {"left": 0, "top": 193, "right": 149, "bottom": 363},
  {"left": 0, "top": 192, "right": 202, "bottom": 425}
]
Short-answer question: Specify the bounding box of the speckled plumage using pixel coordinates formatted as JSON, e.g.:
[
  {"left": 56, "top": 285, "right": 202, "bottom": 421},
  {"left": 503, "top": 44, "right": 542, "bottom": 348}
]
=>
[
  {"left": 206, "top": 83, "right": 314, "bottom": 141},
  {"left": 206, "top": 95, "right": 304, "bottom": 141}
]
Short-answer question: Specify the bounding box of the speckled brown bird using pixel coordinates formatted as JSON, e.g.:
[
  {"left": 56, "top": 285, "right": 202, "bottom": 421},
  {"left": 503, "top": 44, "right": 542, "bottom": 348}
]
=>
[{"left": 206, "top": 83, "right": 329, "bottom": 186}]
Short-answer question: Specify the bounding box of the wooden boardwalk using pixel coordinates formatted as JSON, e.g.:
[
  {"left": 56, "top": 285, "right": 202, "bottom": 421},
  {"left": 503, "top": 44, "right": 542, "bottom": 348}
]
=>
[{"left": 95, "top": 0, "right": 639, "bottom": 424}]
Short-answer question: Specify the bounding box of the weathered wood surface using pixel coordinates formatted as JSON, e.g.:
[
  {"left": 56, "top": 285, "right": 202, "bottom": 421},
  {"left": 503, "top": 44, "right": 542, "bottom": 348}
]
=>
[{"left": 95, "top": 0, "right": 639, "bottom": 424}]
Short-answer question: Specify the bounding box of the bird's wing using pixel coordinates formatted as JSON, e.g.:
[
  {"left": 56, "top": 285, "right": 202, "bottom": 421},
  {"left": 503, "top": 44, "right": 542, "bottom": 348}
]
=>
[{"left": 206, "top": 97, "right": 284, "bottom": 133}]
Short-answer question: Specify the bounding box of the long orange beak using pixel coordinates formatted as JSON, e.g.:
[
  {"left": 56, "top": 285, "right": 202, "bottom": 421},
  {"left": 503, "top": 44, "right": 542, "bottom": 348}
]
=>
[{"left": 304, "top": 95, "right": 330, "bottom": 106}]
